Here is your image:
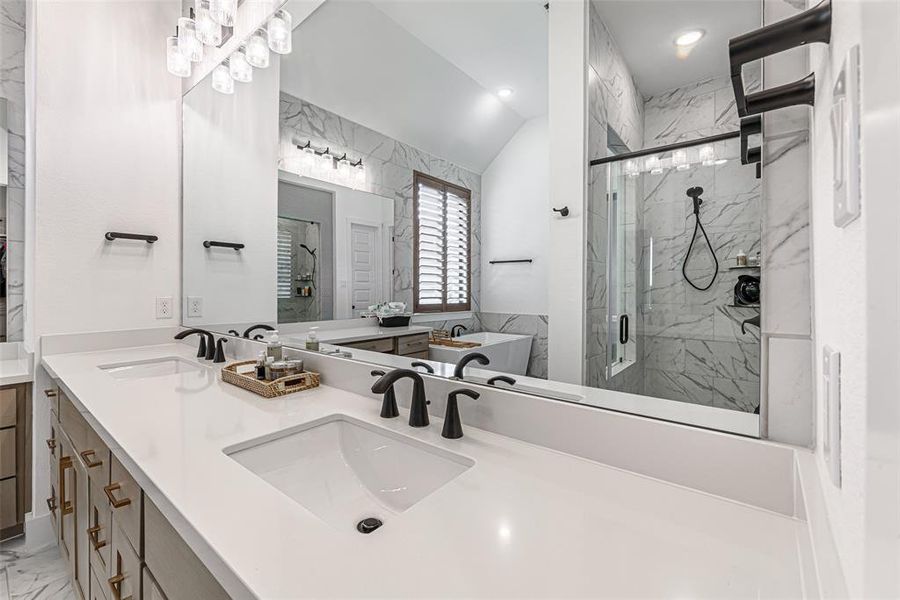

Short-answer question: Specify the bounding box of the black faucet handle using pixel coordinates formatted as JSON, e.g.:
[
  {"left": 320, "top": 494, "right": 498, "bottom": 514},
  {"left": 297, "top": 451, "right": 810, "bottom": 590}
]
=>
[
  {"left": 371, "top": 369, "right": 386, "bottom": 377},
  {"left": 443, "top": 388, "right": 480, "bottom": 439},
  {"left": 487, "top": 375, "right": 516, "bottom": 387},
  {"left": 214, "top": 338, "right": 228, "bottom": 363},
  {"left": 410, "top": 361, "right": 434, "bottom": 374},
  {"left": 227, "top": 329, "right": 240, "bottom": 337},
  {"left": 370, "top": 370, "right": 399, "bottom": 419}
]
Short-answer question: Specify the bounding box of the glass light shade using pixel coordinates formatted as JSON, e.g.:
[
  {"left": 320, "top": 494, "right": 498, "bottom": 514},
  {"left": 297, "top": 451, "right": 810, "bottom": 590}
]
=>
[
  {"left": 699, "top": 145, "right": 715, "bottom": 166},
  {"left": 267, "top": 10, "right": 292, "bottom": 54},
  {"left": 166, "top": 36, "right": 191, "bottom": 78},
  {"left": 316, "top": 152, "right": 333, "bottom": 177},
  {"left": 645, "top": 155, "right": 663, "bottom": 174},
  {"left": 300, "top": 149, "right": 317, "bottom": 175},
  {"left": 352, "top": 163, "right": 366, "bottom": 187},
  {"left": 229, "top": 48, "right": 252, "bottom": 83},
  {"left": 210, "top": 0, "right": 237, "bottom": 27},
  {"left": 624, "top": 160, "right": 639, "bottom": 178},
  {"left": 672, "top": 149, "right": 690, "bottom": 170},
  {"left": 178, "top": 17, "right": 203, "bottom": 62},
  {"left": 246, "top": 29, "right": 270, "bottom": 68},
  {"left": 337, "top": 160, "right": 352, "bottom": 185},
  {"left": 195, "top": 0, "right": 222, "bottom": 46},
  {"left": 212, "top": 62, "right": 234, "bottom": 94}
]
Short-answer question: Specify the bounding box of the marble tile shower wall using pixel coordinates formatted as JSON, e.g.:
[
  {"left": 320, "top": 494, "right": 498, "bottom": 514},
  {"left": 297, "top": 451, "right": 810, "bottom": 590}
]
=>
[
  {"left": 279, "top": 93, "right": 550, "bottom": 379},
  {"left": 639, "top": 138, "right": 761, "bottom": 412},
  {"left": 585, "top": 4, "right": 645, "bottom": 390},
  {"left": 0, "top": 1, "right": 25, "bottom": 342}
]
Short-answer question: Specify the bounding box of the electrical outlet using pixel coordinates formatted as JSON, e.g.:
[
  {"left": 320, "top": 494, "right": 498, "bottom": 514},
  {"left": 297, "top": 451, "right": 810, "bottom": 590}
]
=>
[
  {"left": 155, "top": 297, "right": 174, "bottom": 319},
  {"left": 187, "top": 296, "right": 203, "bottom": 318}
]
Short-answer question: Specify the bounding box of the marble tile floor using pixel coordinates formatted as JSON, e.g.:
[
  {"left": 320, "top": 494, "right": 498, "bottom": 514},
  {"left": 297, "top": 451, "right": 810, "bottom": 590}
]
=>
[{"left": 0, "top": 536, "right": 73, "bottom": 600}]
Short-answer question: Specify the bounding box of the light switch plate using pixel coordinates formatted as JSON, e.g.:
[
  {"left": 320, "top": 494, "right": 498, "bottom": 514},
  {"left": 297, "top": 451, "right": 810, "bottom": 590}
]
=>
[
  {"left": 187, "top": 296, "right": 203, "bottom": 318},
  {"left": 822, "top": 346, "right": 842, "bottom": 487},
  {"left": 832, "top": 45, "right": 861, "bottom": 228}
]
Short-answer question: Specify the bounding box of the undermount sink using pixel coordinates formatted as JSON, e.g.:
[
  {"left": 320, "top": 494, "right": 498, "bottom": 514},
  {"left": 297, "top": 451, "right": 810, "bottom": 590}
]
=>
[
  {"left": 225, "top": 414, "right": 474, "bottom": 532},
  {"left": 99, "top": 357, "right": 204, "bottom": 380}
]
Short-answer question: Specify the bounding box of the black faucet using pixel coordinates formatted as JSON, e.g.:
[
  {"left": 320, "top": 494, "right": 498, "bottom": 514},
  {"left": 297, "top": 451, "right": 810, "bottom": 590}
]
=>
[
  {"left": 487, "top": 375, "right": 516, "bottom": 387},
  {"left": 227, "top": 329, "right": 241, "bottom": 337},
  {"left": 442, "top": 388, "right": 480, "bottom": 439},
  {"left": 213, "top": 338, "right": 228, "bottom": 363},
  {"left": 451, "top": 324, "right": 467, "bottom": 338},
  {"left": 243, "top": 324, "right": 276, "bottom": 339},
  {"left": 174, "top": 329, "right": 215, "bottom": 360},
  {"left": 370, "top": 370, "right": 399, "bottom": 418},
  {"left": 453, "top": 352, "right": 489, "bottom": 379},
  {"left": 410, "top": 361, "right": 434, "bottom": 374},
  {"left": 371, "top": 369, "right": 430, "bottom": 427}
]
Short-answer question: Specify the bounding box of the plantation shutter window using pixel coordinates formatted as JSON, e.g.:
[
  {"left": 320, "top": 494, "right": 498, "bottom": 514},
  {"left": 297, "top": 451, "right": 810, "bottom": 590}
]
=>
[
  {"left": 413, "top": 172, "right": 471, "bottom": 313},
  {"left": 277, "top": 227, "right": 293, "bottom": 299}
]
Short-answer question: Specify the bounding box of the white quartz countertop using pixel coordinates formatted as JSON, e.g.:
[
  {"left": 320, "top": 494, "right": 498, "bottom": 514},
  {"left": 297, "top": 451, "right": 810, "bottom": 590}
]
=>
[
  {"left": 43, "top": 344, "right": 808, "bottom": 599},
  {"left": 0, "top": 357, "right": 32, "bottom": 386},
  {"left": 282, "top": 324, "right": 432, "bottom": 346}
]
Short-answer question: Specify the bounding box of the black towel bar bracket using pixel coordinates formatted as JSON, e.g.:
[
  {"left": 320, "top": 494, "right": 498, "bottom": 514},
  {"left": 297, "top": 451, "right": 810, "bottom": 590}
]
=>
[
  {"left": 740, "top": 116, "right": 762, "bottom": 179},
  {"left": 203, "top": 240, "right": 244, "bottom": 250},
  {"left": 729, "top": 0, "right": 831, "bottom": 118},
  {"left": 104, "top": 232, "right": 158, "bottom": 243},
  {"left": 489, "top": 259, "right": 533, "bottom": 265}
]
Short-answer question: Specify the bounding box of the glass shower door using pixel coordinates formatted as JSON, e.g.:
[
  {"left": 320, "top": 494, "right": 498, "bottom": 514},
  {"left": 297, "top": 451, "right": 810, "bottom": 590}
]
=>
[{"left": 606, "top": 159, "right": 638, "bottom": 379}]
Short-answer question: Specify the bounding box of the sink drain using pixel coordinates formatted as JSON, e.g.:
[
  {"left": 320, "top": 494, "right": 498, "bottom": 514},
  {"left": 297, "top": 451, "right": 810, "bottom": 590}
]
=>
[{"left": 356, "top": 517, "right": 383, "bottom": 534}]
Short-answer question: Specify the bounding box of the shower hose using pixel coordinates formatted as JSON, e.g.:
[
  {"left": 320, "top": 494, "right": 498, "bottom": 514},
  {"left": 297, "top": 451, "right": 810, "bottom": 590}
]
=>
[{"left": 682, "top": 186, "right": 718, "bottom": 291}]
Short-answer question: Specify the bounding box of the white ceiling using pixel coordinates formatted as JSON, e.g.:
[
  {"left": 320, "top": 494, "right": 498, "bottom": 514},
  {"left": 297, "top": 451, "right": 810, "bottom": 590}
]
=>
[
  {"left": 280, "top": 0, "right": 548, "bottom": 174},
  {"left": 591, "top": 0, "right": 761, "bottom": 97}
]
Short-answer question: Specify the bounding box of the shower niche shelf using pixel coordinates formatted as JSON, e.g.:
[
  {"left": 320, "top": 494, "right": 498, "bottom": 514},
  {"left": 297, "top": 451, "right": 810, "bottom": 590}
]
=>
[
  {"left": 726, "top": 303, "right": 760, "bottom": 309},
  {"left": 728, "top": 265, "right": 761, "bottom": 270}
]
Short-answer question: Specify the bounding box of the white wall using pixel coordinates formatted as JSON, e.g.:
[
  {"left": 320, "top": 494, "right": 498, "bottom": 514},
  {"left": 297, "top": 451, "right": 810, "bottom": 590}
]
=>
[
  {"left": 30, "top": 0, "right": 182, "bottom": 532},
  {"left": 182, "top": 58, "right": 280, "bottom": 329},
  {"left": 809, "top": 0, "right": 900, "bottom": 595},
  {"left": 547, "top": 0, "right": 588, "bottom": 384},
  {"left": 480, "top": 116, "right": 549, "bottom": 316}
]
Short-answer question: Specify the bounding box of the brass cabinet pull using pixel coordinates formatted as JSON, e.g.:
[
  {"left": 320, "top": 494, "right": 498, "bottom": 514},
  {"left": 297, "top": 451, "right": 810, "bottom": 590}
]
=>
[
  {"left": 46, "top": 497, "right": 57, "bottom": 512},
  {"left": 103, "top": 483, "right": 131, "bottom": 508},
  {"left": 87, "top": 525, "right": 107, "bottom": 550},
  {"left": 44, "top": 388, "right": 58, "bottom": 397},
  {"left": 80, "top": 449, "right": 103, "bottom": 468},
  {"left": 108, "top": 573, "right": 133, "bottom": 600},
  {"left": 46, "top": 438, "right": 56, "bottom": 450},
  {"left": 58, "top": 456, "right": 73, "bottom": 515}
]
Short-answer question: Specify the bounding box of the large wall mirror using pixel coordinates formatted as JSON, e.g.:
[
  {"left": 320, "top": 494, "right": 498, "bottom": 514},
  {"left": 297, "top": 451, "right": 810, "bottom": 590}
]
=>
[{"left": 182, "top": 0, "right": 763, "bottom": 436}]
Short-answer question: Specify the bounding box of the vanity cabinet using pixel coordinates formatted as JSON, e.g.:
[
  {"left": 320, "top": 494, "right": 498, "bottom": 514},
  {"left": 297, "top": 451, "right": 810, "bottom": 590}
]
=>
[
  {"left": 339, "top": 331, "right": 430, "bottom": 360},
  {"left": 49, "top": 384, "right": 234, "bottom": 600},
  {"left": 0, "top": 382, "right": 32, "bottom": 540}
]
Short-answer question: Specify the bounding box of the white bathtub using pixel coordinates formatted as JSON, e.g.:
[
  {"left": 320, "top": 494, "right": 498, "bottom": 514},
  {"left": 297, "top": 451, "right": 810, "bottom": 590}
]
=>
[{"left": 428, "top": 332, "right": 533, "bottom": 376}]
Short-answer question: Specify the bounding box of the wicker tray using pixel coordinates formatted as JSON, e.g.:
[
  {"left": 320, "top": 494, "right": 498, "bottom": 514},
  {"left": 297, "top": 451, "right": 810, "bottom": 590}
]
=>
[{"left": 222, "top": 360, "right": 320, "bottom": 398}]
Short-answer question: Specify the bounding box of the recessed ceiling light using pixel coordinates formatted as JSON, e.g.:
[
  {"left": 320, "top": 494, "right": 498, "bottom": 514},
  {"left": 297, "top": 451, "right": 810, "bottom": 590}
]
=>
[
  {"left": 497, "top": 87, "right": 514, "bottom": 99},
  {"left": 675, "top": 30, "right": 705, "bottom": 47}
]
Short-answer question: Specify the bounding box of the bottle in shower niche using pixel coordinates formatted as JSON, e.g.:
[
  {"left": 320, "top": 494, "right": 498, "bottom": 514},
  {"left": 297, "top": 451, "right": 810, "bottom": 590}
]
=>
[{"left": 266, "top": 330, "right": 283, "bottom": 361}]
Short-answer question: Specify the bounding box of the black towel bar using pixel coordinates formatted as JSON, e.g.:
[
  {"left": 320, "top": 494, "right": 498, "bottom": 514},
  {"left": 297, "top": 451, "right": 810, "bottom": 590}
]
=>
[
  {"left": 203, "top": 240, "right": 244, "bottom": 250},
  {"left": 105, "top": 232, "right": 158, "bottom": 243},
  {"left": 729, "top": 0, "right": 831, "bottom": 117},
  {"left": 489, "top": 259, "right": 533, "bottom": 265}
]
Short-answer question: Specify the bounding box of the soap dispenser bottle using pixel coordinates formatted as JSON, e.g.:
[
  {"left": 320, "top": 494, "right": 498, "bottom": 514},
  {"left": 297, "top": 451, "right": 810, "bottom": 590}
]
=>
[
  {"left": 306, "top": 327, "right": 320, "bottom": 352},
  {"left": 266, "top": 330, "right": 283, "bottom": 361}
]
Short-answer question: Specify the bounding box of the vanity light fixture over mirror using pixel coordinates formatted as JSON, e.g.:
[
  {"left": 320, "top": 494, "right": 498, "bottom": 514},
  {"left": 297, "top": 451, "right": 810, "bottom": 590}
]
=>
[{"left": 181, "top": 0, "right": 765, "bottom": 438}]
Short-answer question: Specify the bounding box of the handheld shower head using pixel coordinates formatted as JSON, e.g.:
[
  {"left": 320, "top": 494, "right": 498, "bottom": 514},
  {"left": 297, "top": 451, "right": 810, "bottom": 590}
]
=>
[
  {"left": 686, "top": 186, "right": 704, "bottom": 215},
  {"left": 299, "top": 243, "right": 317, "bottom": 256}
]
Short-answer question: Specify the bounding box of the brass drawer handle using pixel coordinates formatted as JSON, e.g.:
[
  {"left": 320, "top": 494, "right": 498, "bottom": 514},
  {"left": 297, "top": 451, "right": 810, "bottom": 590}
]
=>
[
  {"left": 61, "top": 499, "right": 73, "bottom": 515},
  {"left": 108, "top": 573, "right": 132, "bottom": 600},
  {"left": 59, "top": 457, "right": 73, "bottom": 515},
  {"left": 87, "top": 525, "right": 107, "bottom": 550},
  {"left": 46, "top": 497, "right": 57, "bottom": 512},
  {"left": 46, "top": 438, "right": 56, "bottom": 450},
  {"left": 44, "top": 388, "right": 58, "bottom": 397},
  {"left": 80, "top": 449, "right": 103, "bottom": 468},
  {"left": 103, "top": 483, "right": 132, "bottom": 508}
]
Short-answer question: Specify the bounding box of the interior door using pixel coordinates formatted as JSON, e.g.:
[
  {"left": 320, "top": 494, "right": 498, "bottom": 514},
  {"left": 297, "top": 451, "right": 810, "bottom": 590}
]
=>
[{"left": 349, "top": 223, "right": 378, "bottom": 318}]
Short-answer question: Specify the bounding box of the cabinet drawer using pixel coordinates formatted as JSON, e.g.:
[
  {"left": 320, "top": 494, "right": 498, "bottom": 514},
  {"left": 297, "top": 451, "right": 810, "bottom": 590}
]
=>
[
  {"left": 87, "top": 477, "right": 113, "bottom": 580},
  {"left": 342, "top": 337, "right": 394, "bottom": 353},
  {"left": 108, "top": 521, "right": 141, "bottom": 600},
  {"left": 59, "top": 390, "right": 89, "bottom": 453},
  {"left": 45, "top": 385, "right": 60, "bottom": 419},
  {"left": 107, "top": 454, "right": 141, "bottom": 556},
  {"left": 0, "top": 428, "right": 15, "bottom": 478},
  {"left": 143, "top": 568, "right": 167, "bottom": 600},
  {"left": 82, "top": 426, "right": 111, "bottom": 489},
  {"left": 0, "top": 477, "right": 16, "bottom": 530},
  {"left": 404, "top": 350, "right": 430, "bottom": 360},
  {"left": 145, "top": 497, "right": 230, "bottom": 600},
  {"left": 396, "top": 333, "right": 429, "bottom": 355},
  {"left": 0, "top": 387, "right": 16, "bottom": 428}
]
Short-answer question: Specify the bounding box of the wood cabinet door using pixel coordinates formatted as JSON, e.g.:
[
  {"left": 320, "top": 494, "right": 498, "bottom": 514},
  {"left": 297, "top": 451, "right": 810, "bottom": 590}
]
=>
[
  {"left": 73, "top": 453, "right": 90, "bottom": 600},
  {"left": 58, "top": 437, "right": 75, "bottom": 564}
]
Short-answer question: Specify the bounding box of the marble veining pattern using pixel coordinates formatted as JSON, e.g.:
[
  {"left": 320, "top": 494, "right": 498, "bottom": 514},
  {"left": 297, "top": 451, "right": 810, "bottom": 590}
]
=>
[
  {"left": 0, "top": 0, "right": 25, "bottom": 342},
  {"left": 0, "top": 537, "right": 74, "bottom": 600},
  {"left": 279, "top": 92, "right": 482, "bottom": 313},
  {"left": 474, "top": 312, "right": 549, "bottom": 380}
]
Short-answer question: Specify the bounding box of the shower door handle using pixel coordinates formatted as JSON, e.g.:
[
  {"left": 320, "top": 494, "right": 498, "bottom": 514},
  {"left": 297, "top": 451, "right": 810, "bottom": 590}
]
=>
[{"left": 619, "top": 314, "right": 629, "bottom": 345}]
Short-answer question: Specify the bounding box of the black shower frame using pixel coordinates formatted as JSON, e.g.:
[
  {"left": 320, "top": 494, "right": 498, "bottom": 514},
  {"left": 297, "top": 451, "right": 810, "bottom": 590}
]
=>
[{"left": 589, "top": 130, "right": 740, "bottom": 168}]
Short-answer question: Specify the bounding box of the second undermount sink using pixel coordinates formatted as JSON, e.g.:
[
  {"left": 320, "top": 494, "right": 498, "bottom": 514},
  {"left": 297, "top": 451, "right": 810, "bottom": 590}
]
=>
[
  {"left": 225, "top": 414, "right": 474, "bottom": 532},
  {"left": 99, "top": 357, "right": 204, "bottom": 380}
]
